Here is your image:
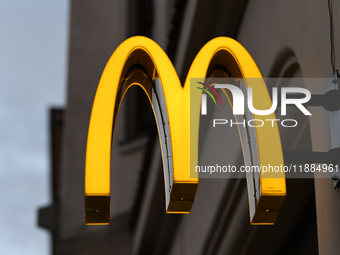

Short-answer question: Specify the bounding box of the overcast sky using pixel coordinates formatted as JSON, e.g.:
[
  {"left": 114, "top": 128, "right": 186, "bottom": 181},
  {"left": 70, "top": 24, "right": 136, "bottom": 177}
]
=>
[{"left": 0, "top": 1, "right": 68, "bottom": 254}]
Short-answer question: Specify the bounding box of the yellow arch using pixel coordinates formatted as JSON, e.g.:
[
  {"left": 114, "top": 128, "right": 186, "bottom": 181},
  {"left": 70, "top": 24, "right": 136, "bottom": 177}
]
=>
[{"left": 85, "top": 36, "right": 286, "bottom": 225}]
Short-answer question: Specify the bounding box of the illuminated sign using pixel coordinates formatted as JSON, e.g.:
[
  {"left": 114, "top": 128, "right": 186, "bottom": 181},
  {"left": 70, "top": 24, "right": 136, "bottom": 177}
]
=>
[{"left": 85, "top": 36, "right": 286, "bottom": 225}]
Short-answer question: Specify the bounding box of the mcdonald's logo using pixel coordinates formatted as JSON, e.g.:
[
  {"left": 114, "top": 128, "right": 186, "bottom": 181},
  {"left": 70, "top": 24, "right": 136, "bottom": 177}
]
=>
[{"left": 85, "top": 36, "right": 286, "bottom": 226}]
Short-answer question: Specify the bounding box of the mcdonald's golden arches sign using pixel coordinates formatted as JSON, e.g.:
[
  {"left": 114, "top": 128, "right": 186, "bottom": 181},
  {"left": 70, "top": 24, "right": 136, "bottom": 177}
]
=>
[{"left": 84, "top": 36, "right": 286, "bottom": 226}]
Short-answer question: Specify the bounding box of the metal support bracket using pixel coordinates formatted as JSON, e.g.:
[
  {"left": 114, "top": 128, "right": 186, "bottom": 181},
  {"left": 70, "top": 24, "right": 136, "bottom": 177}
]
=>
[
  {"left": 329, "top": 70, "right": 340, "bottom": 189},
  {"left": 283, "top": 148, "right": 340, "bottom": 189},
  {"left": 282, "top": 71, "right": 340, "bottom": 189},
  {"left": 331, "top": 175, "right": 340, "bottom": 189},
  {"left": 283, "top": 148, "right": 340, "bottom": 165},
  {"left": 277, "top": 70, "right": 340, "bottom": 110}
]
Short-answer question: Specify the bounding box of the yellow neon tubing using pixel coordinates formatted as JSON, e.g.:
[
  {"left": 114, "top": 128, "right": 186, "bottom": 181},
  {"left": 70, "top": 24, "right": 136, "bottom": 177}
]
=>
[
  {"left": 85, "top": 36, "right": 198, "bottom": 224},
  {"left": 85, "top": 36, "right": 286, "bottom": 225},
  {"left": 185, "top": 37, "right": 286, "bottom": 224}
]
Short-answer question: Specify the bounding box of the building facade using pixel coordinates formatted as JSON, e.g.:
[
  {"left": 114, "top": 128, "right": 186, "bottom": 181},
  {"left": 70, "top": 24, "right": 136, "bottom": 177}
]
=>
[{"left": 38, "top": 0, "right": 340, "bottom": 254}]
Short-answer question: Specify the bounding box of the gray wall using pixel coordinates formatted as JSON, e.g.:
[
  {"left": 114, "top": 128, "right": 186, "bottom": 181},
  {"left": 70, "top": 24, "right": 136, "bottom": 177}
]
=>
[{"left": 57, "top": 0, "right": 340, "bottom": 254}]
